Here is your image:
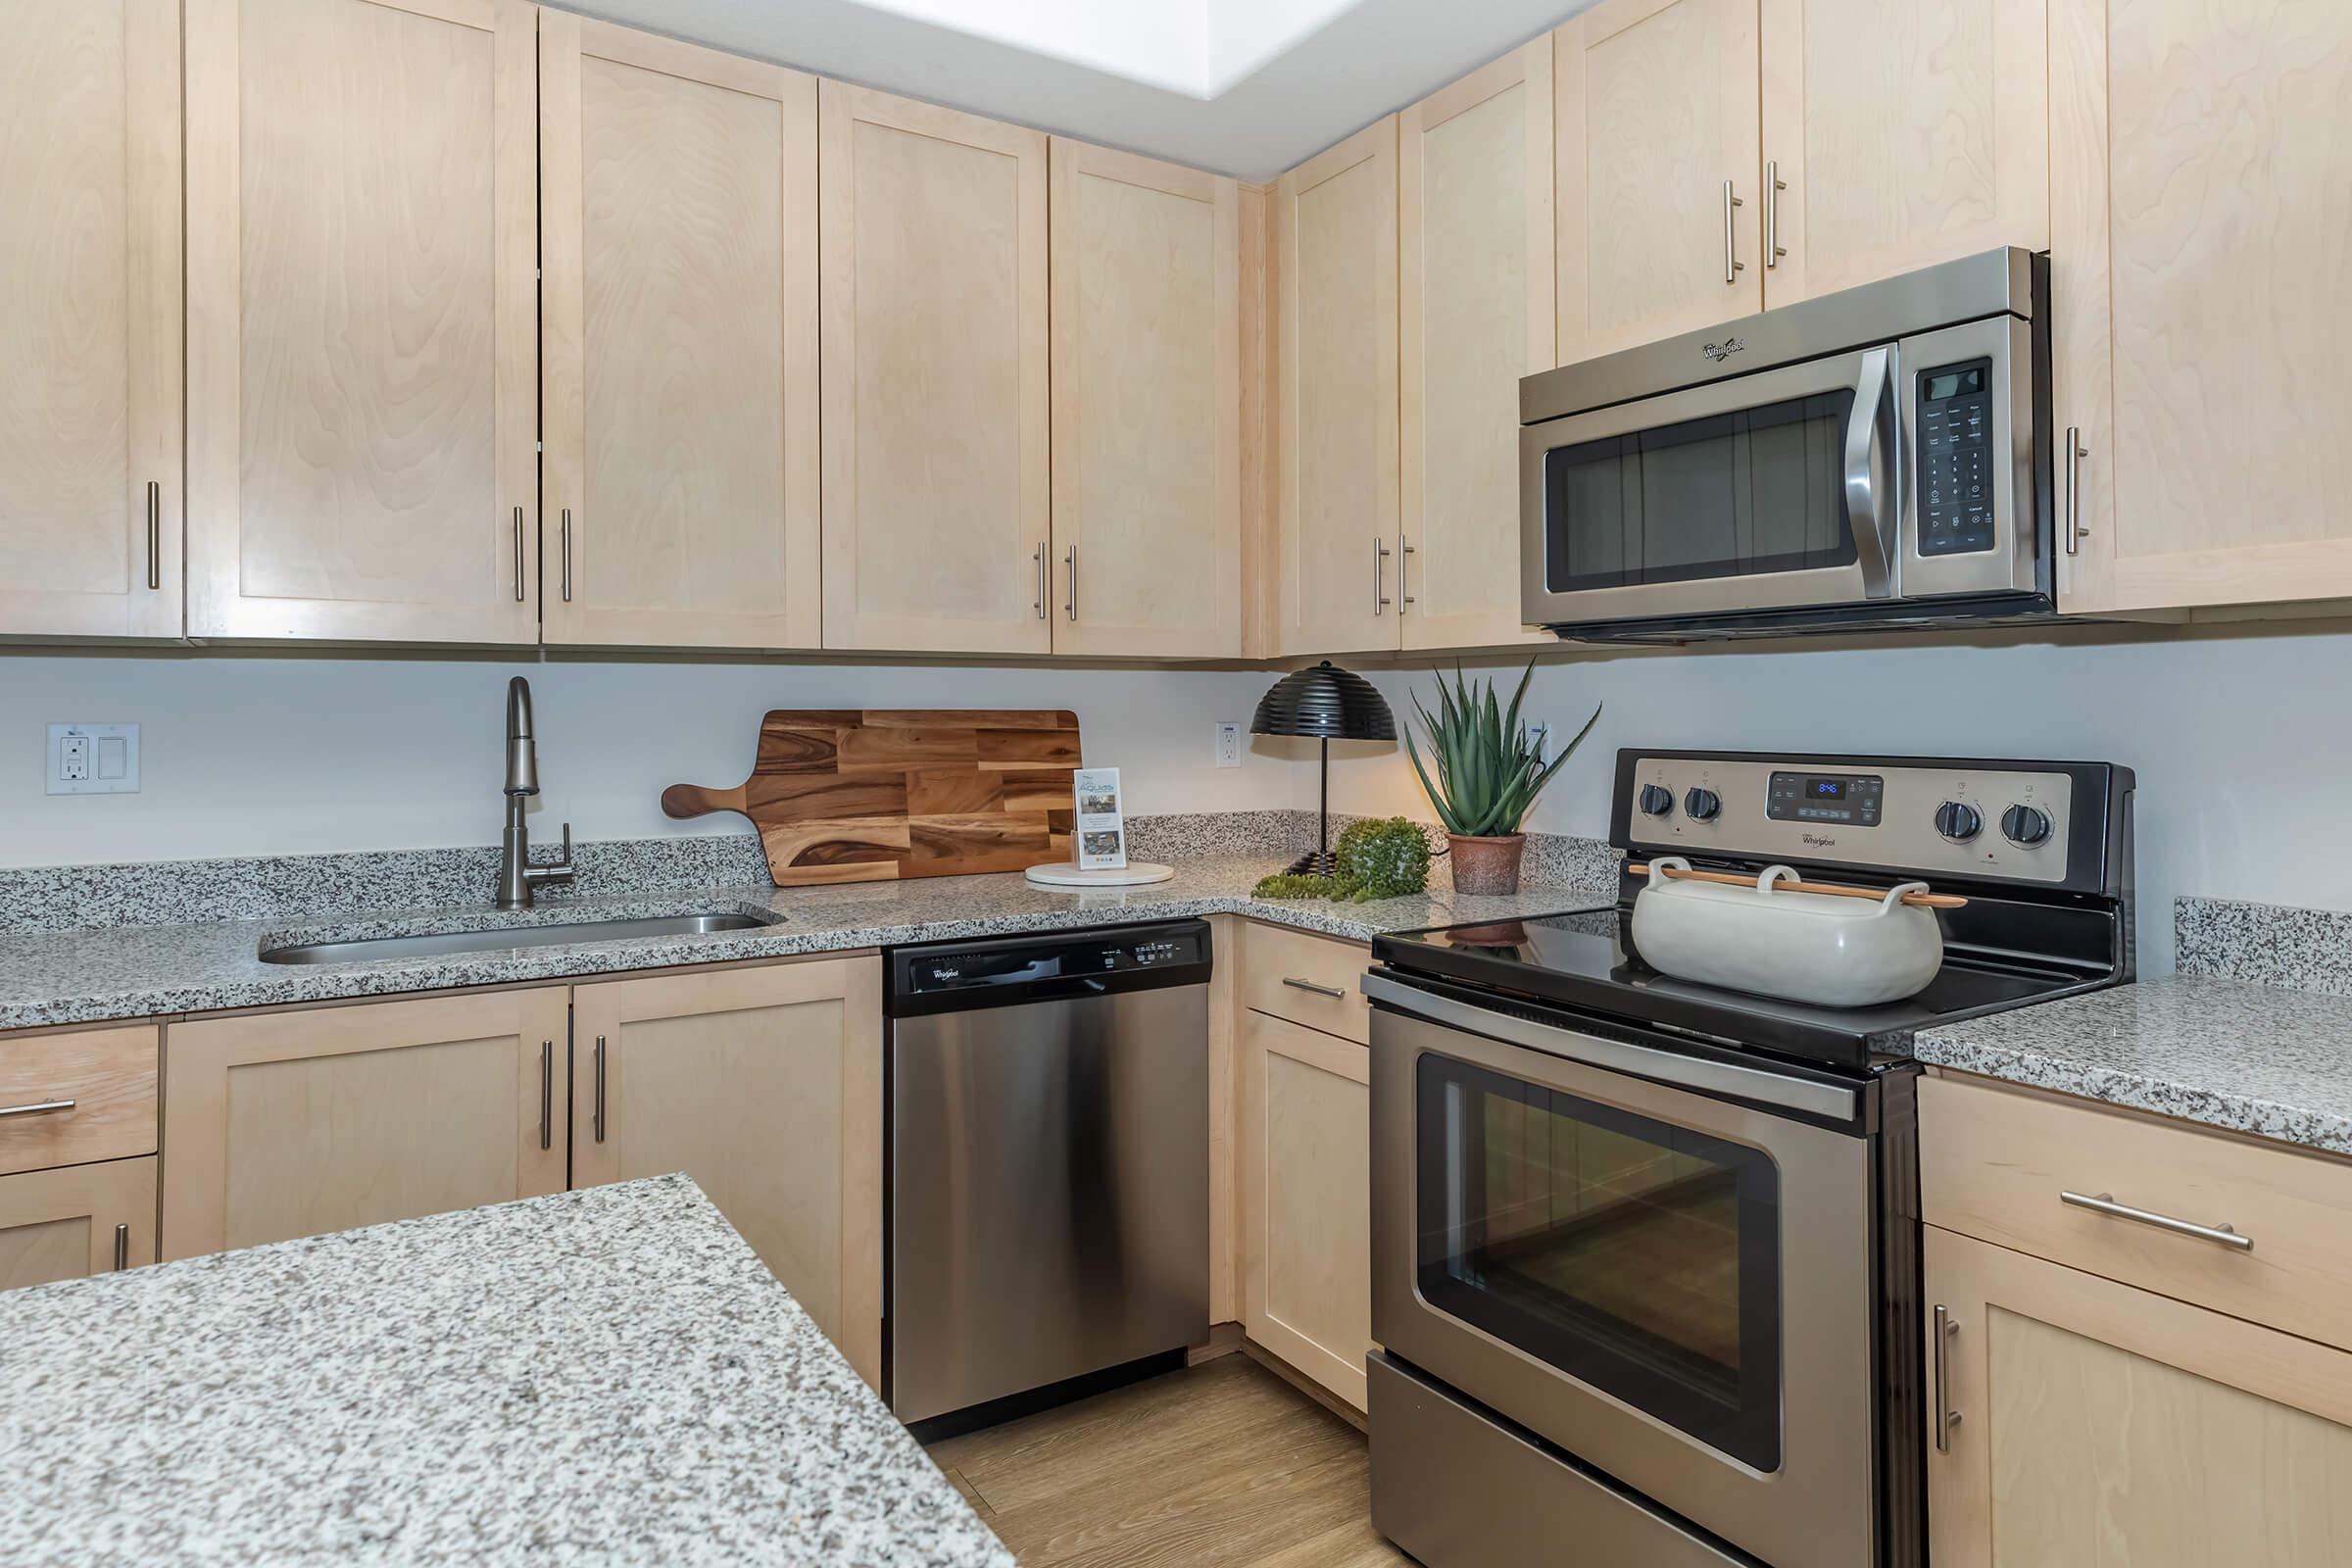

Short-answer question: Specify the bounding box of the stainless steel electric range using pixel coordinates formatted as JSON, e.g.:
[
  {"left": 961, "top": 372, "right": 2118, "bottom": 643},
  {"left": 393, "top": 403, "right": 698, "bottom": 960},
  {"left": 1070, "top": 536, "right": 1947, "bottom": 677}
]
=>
[{"left": 1362, "top": 749, "right": 2134, "bottom": 1568}]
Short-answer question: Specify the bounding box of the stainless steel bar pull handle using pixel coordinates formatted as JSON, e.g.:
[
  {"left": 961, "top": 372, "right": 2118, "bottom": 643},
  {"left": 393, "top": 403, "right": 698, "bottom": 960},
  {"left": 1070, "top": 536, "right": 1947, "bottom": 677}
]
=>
[
  {"left": 1723, "top": 180, "right": 1744, "bottom": 283},
  {"left": 539, "top": 1039, "right": 554, "bottom": 1151},
  {"left": 1933, "top": 1304, "right": 1959, "bottom": 1452},
  {"left": 0, "top": 1099, "right": 75, "bottom": 1119},
  {"left": 1282, "top": 976, "right": 1347, "bottom": 1000},
  {"left": 114, "top": 1223, "right": 129, "bottom": 1272},
  {"left": 1372, "top": 536, "right": 1392, "bottom": 615},
  {"left": 593, "top": 1034, "right": 608, "bottom": 1143},
  {"left": 1765, "top": 161, "right": 1787, "bottom": 269},
  {"left": 1033, "top": 543, "right": 1048, "bottom": 618},
  {"left": 2064, "top": 427, "right": 2088, "bottom": 556},
  {"left": 1064, "top": 544, "right": 1077, "bottom": 621},
  {"left": 560, "top": 510, "right": 573, "bottom": 603},
  {"left": 145, "top": 481, "right": 162, "bottom": 589},
  {"left": 512, "top": 507, "right": 526, "bottom": 603},
  {"left": 2061, "top": 1190, "right": 2253, "bottom": 1251}
]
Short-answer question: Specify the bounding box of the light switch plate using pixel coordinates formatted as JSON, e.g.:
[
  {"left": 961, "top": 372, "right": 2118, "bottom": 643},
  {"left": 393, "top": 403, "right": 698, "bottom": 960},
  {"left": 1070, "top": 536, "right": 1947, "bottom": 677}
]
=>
[{"left": 48, "top": 723, "right": 139, "bottom": 795}]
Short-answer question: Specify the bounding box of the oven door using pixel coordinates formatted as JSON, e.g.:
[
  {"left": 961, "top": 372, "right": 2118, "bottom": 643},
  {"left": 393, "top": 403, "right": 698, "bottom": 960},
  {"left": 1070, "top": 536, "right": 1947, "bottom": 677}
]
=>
[
  {"left": 1519, "top": 342, "right": 1899, "bottom": 628},
  {"left": 1369, "top": 982, "right": 1881, "bottom": 1568}
]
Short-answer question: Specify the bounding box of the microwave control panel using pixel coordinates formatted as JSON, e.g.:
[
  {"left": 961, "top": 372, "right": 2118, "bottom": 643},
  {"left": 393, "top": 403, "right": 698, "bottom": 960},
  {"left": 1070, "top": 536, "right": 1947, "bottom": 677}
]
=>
[{"left": 1916, "top": 357, "right": 1995, "bottom": 557}]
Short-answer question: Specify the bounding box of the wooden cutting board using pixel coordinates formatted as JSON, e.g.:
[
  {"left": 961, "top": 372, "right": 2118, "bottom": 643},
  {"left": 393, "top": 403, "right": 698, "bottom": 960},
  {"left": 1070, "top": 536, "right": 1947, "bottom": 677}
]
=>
[{"left": 662, "top": 710, "right": 1082, "bottom": 886}]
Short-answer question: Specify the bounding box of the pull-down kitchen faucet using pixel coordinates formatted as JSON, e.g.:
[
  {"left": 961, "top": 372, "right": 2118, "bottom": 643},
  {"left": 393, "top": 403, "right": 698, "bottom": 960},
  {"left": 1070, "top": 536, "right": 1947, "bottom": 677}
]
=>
[{"left": 497, "top": 676, "right": 574, "bottom": 909}]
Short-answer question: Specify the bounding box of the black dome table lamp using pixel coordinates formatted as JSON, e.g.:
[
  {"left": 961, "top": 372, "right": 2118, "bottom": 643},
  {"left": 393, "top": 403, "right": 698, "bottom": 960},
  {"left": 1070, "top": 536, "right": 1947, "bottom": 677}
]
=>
[{"left": 1250, "top": 661, "right": 1397, "bottom": 876}]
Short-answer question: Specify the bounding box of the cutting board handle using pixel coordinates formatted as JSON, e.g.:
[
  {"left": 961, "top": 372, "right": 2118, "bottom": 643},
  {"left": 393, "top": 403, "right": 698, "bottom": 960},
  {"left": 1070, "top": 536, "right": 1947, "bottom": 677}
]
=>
[{"left": 661, "top": 781, "right": 743, "bottom": 820}]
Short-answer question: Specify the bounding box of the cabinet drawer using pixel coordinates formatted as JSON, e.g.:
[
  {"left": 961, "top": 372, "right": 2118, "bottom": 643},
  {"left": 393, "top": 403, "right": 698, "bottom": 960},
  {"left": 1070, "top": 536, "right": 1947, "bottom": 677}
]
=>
[
  {"left": 0, "top": 1025, "right": 159, "bottom": 1178},
  {"left": 1922, "top": 1072, "right": 2352, "bottom": 1352},
  {"left": 1242, "top": 922, "right": 1371, "bottom": 1044}
]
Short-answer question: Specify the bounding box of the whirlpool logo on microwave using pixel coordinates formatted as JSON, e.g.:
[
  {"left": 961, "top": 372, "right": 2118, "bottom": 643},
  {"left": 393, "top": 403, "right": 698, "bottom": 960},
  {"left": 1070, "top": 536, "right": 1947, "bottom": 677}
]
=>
[{"left": 1701, "top": 337, "right": 1746, "bottom": 363}]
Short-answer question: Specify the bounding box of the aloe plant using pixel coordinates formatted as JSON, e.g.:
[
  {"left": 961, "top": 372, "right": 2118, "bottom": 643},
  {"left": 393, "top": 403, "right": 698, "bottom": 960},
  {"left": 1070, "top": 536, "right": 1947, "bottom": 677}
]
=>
[{"left": 1403, "top": 662, "right": 1598, "bottom": 839}]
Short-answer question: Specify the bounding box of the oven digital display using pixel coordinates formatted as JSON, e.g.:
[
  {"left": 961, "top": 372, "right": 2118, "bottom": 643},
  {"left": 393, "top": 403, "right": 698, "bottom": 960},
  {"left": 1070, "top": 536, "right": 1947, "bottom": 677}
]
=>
[
  {"left": 1768, "top": 772, "right": 1883, "bottom": 825},
  {"left": 1809, "top": 779, "right": 1846, "bottom": 800}
]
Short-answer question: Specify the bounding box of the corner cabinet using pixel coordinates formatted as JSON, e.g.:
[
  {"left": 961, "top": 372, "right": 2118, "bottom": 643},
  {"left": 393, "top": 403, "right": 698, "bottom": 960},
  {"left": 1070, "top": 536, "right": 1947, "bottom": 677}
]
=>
[
  {"left": 1554, "top": 0, "right": 1761, "bottom": 363},
  {"left": 539, "top": 16, "right": 821, "bottom": 651},
  {"left": 570, "top": 957, "right": 884, "bottom": 1388},
  {"left": 0, "top": 0, "right": 183, "bottom": 641},
  {"left": 2052, "top": 0, "right": 2352, "bottom": 614},
  {"left": 1274, "top": 118, "right": 1401, "bottom": 659},
  {"left": 183, "top": 0, "right": 541, "bottom": 644},
  {"left": 1048, "top": 139, "right": 1243, "bottom": 660},
  {"left": 818, "top": 83, "right": 1051, "bottom": 656}
]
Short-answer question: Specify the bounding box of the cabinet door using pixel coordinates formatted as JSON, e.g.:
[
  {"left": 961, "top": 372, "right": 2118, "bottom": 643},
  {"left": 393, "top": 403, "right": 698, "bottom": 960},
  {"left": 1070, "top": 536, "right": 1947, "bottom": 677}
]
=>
[
  {"left": 1241, "top": 1007, "right": 1372, "bottom": 1410},
  {"left": 1759, "top": 0, "right": 2047, "bottom": 307},
  {"left": 1048, "top": 139, "right": 1242, "bottom": 660},
  {"left": 1556, "top": 0, "right": 1762, "bottom": 362},
  {"left": 571, "top": 958, "right": 883, "bottom": 1388},
  {"left": 540, "top": 16, "right": 819, "bottom": 651},
  {"left": 2052, "top": 0, "right": 2352, "bottom": 613},
  {"left": 1399, "top": 45, "right": 1553, "bottom": 653},
  {"left": 1926, "top": 1226, "right": 2352, "bottom": 1567},
  {"left": 0, "top": 0, "right": 182, "bottom": 640},
  {"left": 1276, "top": 118, "right": 1401, "bottom": 658},
  {"left": 161, "top": 990, "right": 568, "bottom": 1259},
  {"left": 0, "top": 1158, "right": 157, "bottom": 1293},
  {"left": 819, "top": 83, "right": 1050, "bottom": 655},
  {"left": 183, "top": 0, "right": 538, "bottom": 643}
]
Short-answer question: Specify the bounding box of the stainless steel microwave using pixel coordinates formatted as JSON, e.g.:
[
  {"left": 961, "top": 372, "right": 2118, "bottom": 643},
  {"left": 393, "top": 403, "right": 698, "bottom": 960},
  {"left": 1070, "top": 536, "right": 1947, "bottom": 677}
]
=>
[{"left": 1520, "top": 248, "right": 2052, "bottom": 641}]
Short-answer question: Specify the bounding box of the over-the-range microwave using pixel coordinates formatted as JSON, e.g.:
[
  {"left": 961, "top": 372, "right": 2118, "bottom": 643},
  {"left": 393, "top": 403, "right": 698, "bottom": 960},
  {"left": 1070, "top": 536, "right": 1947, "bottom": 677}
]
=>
[{"left": 1520, "top": 247, "right": 2054, "bottom": 642}]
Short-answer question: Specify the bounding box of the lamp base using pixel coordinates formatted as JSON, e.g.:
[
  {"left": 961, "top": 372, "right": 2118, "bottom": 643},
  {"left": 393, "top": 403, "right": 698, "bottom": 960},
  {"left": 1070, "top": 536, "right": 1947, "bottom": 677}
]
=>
[{"left": 1281, "top": 849, "right": 1338, "bottom": 877}]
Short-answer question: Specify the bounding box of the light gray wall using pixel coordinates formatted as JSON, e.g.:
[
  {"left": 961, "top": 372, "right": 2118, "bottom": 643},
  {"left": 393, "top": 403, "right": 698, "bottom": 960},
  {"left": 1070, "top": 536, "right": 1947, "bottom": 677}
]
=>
[
  {"left": 1304, "top": 622, "right": 2352, "bottom": 975},
  {"left": 0, "top": 654, "right": 1291, "bottom": 867}
]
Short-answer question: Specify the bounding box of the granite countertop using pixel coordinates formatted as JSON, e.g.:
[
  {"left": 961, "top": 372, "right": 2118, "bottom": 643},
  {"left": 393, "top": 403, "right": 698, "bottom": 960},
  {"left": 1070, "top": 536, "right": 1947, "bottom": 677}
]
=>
[
  {"left": 1911, "top": 975, "right": 2352, "bottom": 1155},
  {"left": 0, "top": 1174, "right": 1010, "bottom": 1568},
  {"left": 0, "top": 858, "right": 1611, "bottom": 1032}
]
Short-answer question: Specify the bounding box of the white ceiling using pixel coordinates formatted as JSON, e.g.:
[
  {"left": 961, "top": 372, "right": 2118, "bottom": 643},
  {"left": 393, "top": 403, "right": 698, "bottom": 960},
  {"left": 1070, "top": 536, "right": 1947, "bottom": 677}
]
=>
[{"left": 564, "top": 0, "right": 1598, "bottom": 180}]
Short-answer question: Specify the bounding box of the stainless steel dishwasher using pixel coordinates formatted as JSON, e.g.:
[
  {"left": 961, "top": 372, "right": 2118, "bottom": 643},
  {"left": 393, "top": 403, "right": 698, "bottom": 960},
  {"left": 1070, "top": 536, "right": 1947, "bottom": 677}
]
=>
[{"left": 885, "top": 920, "right": 1211, "bottom": 1429}]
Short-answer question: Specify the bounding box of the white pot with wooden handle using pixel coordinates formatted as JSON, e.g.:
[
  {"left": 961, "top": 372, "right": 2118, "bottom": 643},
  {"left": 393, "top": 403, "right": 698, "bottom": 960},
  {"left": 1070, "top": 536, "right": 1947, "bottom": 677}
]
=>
[{"left": 1630, "top": 857, "right": 1945, "bottom": 1007}]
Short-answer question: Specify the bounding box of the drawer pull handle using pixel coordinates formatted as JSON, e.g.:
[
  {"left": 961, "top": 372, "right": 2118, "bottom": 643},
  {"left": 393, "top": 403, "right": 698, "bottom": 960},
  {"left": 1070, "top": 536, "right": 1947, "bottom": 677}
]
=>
[
  {"left": 2060, "top": 1190, "right": 2253, "bottom": 1252},
  {"left": 0, "top": 1099, "right": 75, "bottom": 1119},
  {"left": 1281, "top": 976, "right": 1347, "bottom": 1000}
]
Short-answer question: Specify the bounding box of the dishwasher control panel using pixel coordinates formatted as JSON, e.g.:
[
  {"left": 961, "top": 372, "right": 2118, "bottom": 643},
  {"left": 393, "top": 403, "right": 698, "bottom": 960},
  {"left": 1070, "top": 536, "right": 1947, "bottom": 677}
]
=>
[{"left": 889, "top": 920, "right": 1214, "bottom": 1008}]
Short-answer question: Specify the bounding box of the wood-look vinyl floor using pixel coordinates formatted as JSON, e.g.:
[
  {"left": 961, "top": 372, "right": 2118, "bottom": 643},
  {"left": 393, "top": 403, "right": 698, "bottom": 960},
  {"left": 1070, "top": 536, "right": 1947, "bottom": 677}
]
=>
[{"left": 925, "top": 1354, "right": 1413, "bottom": 1567}]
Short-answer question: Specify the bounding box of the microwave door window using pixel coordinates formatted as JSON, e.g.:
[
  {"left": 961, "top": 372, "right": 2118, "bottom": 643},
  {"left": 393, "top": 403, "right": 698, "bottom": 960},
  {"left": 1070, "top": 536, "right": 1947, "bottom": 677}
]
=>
[
  {"left": 1544, "top": 389, "right": 1858, "bottom": 594},
  {"left": 1415, "top": 1054, "right": 1784, "bottom": 1470}
]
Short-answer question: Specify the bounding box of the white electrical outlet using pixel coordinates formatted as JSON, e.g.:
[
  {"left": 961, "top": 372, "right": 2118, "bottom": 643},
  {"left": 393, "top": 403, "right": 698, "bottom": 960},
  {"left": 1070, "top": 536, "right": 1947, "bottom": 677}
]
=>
[
  {"left": 1213, "top": 722, "right": 1243, "bottom": 768},
  {"left": 48, "top": 723, "right": 140, "bottom": 796},
  {"left": 1531, "top": 721, "right": 1552, "bottom": 763}
]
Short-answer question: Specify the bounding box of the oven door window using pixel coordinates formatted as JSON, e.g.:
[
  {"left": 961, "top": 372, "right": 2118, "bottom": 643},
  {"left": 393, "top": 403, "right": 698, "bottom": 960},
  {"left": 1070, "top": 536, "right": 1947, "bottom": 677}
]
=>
[
  {"left": 1414, "top": 1054, "right": 1783, "bottom": 1471},
  {"left": 1544, "top": 389, "right": 1856, "bottom": 594}
]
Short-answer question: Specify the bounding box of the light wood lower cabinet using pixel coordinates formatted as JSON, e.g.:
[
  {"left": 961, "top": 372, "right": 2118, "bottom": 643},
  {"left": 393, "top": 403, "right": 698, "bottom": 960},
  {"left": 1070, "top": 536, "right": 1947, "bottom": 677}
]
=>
[
  {"left": 570, "top": 956, "right": 883, "bottom": 1388},
  {"left": 1925, "top": 1225, "right": 2352, "bottom": 1566},
  {"left": 160, "top": 989, "right": 569, "bottom": 1258},
  {"left": 0, "top": 1024, "right": 159, "bottom": 1178},
  {"left": 0, "top": 1157, "right": 158, "bottom": 1291},
  {"left": 1240, "top": 1005, "right": 1373, "bottom": 1411}
]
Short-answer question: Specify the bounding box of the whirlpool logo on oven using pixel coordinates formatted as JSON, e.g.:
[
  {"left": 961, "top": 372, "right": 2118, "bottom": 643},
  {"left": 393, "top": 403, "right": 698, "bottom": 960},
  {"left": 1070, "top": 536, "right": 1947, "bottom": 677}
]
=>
[{"left": 1801, "top": 833, "right": 1838, "bottom": 848}]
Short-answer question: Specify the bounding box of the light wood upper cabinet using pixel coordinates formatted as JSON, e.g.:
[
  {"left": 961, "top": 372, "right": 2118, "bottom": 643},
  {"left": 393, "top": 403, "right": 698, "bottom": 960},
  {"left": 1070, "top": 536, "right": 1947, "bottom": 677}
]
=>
[
  {"left": 183, "top": 0, "right": 539, "bottom": 643},
  {"left": 1925, "top": 1225, "right": 2352, "bottom": 1567},
  {"left": 0, "top": 1158, "right": 157, "bottom": 1293},
  {"left": 1049, "top": 139, "right": 1242, "bottom": 660},
  {"left": 0, "top": 0, "right": 182, "bottom": 640},
  {"left": 161, "top": 989, "right": 568, "bottom": 1259},
  {"left": 1556, "top": 0, "right": 1762, "bottom": 363},
  {"left": 1399, "top": 45, "right": 1553, "bottom": 652},
  {"left": 571, "top": 957, "right": 883, "bottom": 1388},
  {"left": 539, "top": 16, "right": 820, "bottom": 651},
  {"left": 2053, "top": 0, "right": 2352, "bottom": 614},
  {"left": 819, "top": 83, "right": 1051, "bottom": 655},
  {"left": 1758, "top": 0, "right": 2047, "bottom": 308},
  {"left": 1275, "top": 117, "right": 1401, "bottom": 659}
]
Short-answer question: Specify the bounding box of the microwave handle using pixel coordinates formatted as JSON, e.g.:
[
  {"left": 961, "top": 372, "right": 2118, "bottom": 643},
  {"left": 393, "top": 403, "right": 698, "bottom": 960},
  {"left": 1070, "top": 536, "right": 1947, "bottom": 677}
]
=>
[{"left": 1843, "top": 345, "right": 1897, "bottom": 598}]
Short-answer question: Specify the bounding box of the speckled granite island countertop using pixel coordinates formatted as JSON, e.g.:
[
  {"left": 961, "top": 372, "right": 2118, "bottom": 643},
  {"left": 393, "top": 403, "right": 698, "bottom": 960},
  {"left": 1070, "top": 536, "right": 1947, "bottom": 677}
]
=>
[
  {"left": 0, "top": 858, "right": 1612, "bottom": 1033},
  {"left": 1910, "top": 975, "right": 2352, "bottom": 1156},
  {"left": 0, "top": 1175, "right": 1011, "bottom": 1568}
]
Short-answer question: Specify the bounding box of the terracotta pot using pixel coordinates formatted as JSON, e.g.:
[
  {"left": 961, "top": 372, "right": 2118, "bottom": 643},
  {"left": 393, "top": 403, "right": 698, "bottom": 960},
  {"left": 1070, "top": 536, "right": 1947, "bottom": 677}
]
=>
[{"left": 1447, "top": 833, "right": 1526, "bottom": 896}]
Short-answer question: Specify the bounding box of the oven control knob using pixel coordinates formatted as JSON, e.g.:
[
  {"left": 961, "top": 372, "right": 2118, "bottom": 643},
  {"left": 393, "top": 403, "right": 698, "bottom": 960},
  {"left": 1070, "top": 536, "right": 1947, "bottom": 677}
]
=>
[
  {"left": 1934, "top": 801, "right": 1983, "bottom": 842},
  {"left": 1684, "top": 787, "right": 1722, "bottom": 822},
  {"left": 1639, "top": 784, "right": 1676, "bottom": 818},
  {"left": 2001, "top": 804, "right": 2054, "bottom": 847}
]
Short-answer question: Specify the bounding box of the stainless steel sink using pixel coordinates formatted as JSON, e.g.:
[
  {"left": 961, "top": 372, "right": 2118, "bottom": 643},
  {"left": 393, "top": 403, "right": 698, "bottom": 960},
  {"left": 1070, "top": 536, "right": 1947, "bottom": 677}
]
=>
[{"left": 260, "top": 912, "right": 775, "bottom": 966}]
